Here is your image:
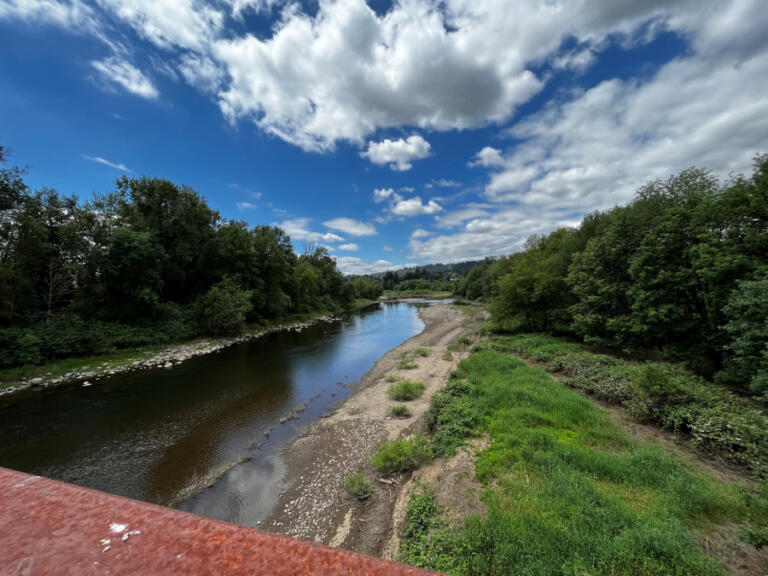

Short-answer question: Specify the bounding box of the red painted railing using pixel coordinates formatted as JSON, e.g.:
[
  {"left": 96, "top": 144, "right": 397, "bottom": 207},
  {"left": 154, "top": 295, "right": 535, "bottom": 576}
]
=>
[{"left": 0, "top": 467, "right": 439, "bottom": 575}]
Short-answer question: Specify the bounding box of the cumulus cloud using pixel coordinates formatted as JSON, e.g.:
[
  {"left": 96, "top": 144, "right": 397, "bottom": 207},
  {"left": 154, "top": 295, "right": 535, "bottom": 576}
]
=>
[
  {"left": 373, "top": 187, "right": 394, "bottom": 203},
  {"left": 83, "top": 155, "right": 133, "bottom": 172},
  {"left": 469, "top": 146, "right": 505, "bottom": 168},
  {"left": 362, "top": 135, "right": 431, "bottom": 171},
  {"left": 280, "top": 218, "right": 345, "bottom": 244},
  {"left": 91, "top": 57, "right": 159, "bottom": 99},
  {"left": 410, "top": 229, "right": 430, "bottom": 239},
  {"left": 338, "top": 243, "right": 359, "bottom": 251},
  {"left": 391, "top": 196, "right": 442, "bottom": 217},
  {"left": 323, "top": 217, "right": 377, "bottom": 236},
  {"left": 334, "top": 256, "right": 397, "bottom": 275}
]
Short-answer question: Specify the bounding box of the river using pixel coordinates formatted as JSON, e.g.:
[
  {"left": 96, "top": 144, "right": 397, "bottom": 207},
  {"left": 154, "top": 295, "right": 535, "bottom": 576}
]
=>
[{"left": 0, "top": 301, "right": 429, "bottom": 526}]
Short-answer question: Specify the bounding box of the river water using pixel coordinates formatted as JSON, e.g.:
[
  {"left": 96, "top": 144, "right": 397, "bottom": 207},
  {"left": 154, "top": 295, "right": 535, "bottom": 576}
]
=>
[{"left": 0, "top": 301, "right": 428, "bottom": 526}]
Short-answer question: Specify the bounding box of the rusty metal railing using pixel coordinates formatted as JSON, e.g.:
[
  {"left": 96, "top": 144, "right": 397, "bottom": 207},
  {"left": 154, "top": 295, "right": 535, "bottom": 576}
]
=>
[{"left": 0, "top": 467, "right": 439, "bottom": 575}]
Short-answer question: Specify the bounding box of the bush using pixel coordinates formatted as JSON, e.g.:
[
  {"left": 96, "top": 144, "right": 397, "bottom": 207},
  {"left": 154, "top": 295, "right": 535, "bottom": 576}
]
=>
[
  {"left": 389, "top": 404, "right": 412, "bottom": 418},
  {"left": 398, "top": 361, "right": 418, "bottom": 370},
  {"left": 387, "top": 380, "right": 425, "bottom": 401},
  {"left": 343, "top": 473, "right": 373, "bottom": 500},
  {"left": 426, "top": 378, "right": 478, "bottom": 456},
  {"left": 415, "top": 347, "right": 430, "bottom": 357},
  {"left": 196, "top": 277, "right": 253, "bottom": 335},
  {"left": 372, "top": 435, "right": 432, "bottom": 474}
]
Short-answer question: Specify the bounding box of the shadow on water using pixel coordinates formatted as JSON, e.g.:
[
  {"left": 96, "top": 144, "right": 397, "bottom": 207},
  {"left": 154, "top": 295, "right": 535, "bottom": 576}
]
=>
[{"left": 0, "top": 301, "right": 427, "bottom": 526}]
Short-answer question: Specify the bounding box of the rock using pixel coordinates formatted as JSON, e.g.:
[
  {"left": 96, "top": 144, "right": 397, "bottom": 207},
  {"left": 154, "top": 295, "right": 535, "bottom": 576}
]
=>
[
  {"left": 29, "top": 378, "right": 43, "bottom": 385},
  {"left": 82, "top": 381, "right": 92, "bottom": 387}
]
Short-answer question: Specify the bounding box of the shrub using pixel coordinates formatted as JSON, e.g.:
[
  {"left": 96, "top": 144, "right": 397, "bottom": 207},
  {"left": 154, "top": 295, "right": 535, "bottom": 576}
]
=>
[
  {"left": 415, "top": 347, "right": 430, "bottom": 357},
  {"left": 389, "top": 404, "right": 412, "bottom": 418},
  {"left": 398, "top": 361, "right": 418, "bottom": 370},
  {"left": 426, "top": 378, "right": 477, "bottom": 456},
  {"left": 385, "top": 374, "right": 401, "bottom": 383},
  {"left": 196, "top": 277, "right": 252, "bottom": 335},
  {"left": 387, "top": 380, "right": 425, "bottom": 401},
  {"left": 372, "top": 435, "right": 433, "bottom": 474},
  {"left": 343, "top": 473, "right": 373, "bottom": 500}
]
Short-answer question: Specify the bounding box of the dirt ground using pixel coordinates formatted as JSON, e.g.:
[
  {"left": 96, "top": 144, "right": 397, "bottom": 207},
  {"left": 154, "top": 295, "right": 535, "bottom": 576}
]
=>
[{"left": 262, "top": 303, "right": 486, "bottom": 558}]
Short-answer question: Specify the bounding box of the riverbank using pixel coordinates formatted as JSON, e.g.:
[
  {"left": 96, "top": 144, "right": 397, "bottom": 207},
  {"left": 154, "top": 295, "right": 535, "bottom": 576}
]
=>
[
  {"left": 0, "top": 311, "right": 344, "bottom": 397},
  {"left": 261, "top": 303, "right": 486, "bottom": 554}
]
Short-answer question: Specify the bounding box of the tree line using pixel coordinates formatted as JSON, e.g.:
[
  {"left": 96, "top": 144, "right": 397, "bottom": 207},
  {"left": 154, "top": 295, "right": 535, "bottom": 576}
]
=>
[
  {"left": 458, "top": 155, "right": 768, "bottom": 401},
  {"left": 0, "top": 144, "right": 382, "bottom": 368}
]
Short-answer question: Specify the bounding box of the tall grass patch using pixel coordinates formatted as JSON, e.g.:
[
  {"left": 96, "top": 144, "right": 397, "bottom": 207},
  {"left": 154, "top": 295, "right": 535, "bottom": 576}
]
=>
[{"left": 401, "top": 349, "right": 757, "bottom": 575}]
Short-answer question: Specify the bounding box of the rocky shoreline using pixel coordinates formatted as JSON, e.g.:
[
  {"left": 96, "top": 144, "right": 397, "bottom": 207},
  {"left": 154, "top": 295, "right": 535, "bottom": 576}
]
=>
[{"left": 0, "top": 314, "right": 342, "bottom": 398}]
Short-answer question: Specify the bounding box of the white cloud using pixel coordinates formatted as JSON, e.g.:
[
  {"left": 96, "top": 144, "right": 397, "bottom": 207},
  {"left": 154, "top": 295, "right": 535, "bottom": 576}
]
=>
[
  {"left": 338, "top": 243, "right": 359, "bottom": 251},
  {"left": 362, "top": 135, "right": 431, "bottom": 171},
  {"left": 178, "top": 53, "right": 225, "bottom": 93},
  {"left": 97, "top": 0, "right": 224, "bottom": 51},
  {"left": 83, "top": 155, "right": 133, "bottom": 172},
  {"left": 434, "top": 204, "right": 492, "bottom": 229},
  {"left": 391, "top": 196, "right": 442, "bottom": 217},
  {"left": 431, "top": 179, "right": 461, "bottom": 188},
  {"left": 236, "top": 201, "right": 257, "bottom": 210},
  {"left": 373, "top": 187, "right": 394, "bottom": 203},
  {"left": 323, "top": 217, "right": 377, "bottom": 236},
  {"left": 335, "top": 256, "right": 397, "bottom": 275},
  {"left": 552, "top": 48, "right": 596, "bottom": 72},
  {"left": 0, "top": 0, "right": 104, "bottom": 39},
  {"left": 91, "top": 57, "right": 159, "bottom": 99},
  {"left": 279, "top": 218, "right": 345, "bottom": 244},
  {"left": 469, "top": 146, "right": 505, "bottom": 168},
  {"left": 410, "top": 229, "right": 430, "bottom": 239}
]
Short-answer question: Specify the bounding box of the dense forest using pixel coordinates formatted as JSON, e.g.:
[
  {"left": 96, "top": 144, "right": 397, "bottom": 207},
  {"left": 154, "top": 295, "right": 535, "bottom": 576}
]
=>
[
  {"left": 459, "top": 156, "right": 768, "bottom": 401},
  {"left": 0, "top": 144, "right": 381, "bottom": 368}
]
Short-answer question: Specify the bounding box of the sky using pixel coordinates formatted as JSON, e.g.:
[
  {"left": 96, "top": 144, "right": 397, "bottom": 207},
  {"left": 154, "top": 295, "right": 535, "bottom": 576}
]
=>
[{"left": 1, "top": 0, "right": 767, "bottom": 275}]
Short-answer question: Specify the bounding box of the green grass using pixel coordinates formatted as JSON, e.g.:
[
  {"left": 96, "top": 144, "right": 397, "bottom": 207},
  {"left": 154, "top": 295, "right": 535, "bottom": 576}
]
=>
[
  {"left": 385, "top": 374, "right": 402, "bottom": 383},
  {"left": 389, "top": 404, "right": 412, "bottom": 419},
  {"left": 0, "top": 344, "right": 171, "bottom": 389},
  {"left": 493, "top": 333, "right": 768, "bottom": 478},
  {"left": 414, "top": 347, "right": 430, "bottom": 357},
  {"left": 343, "top": 473, "right": 373, "bottom": 500},
  {"left": 372, "top": 435, "right": 433, "bottom": 474},
  {"left": 400, "top": 347, "right": 767, "bottom": 575},
  {"left": 387, "top": 380, "right": 425, "bottom": 401},
  {"left": 398, "top": 361, "right": 419, "bottom": 370}
]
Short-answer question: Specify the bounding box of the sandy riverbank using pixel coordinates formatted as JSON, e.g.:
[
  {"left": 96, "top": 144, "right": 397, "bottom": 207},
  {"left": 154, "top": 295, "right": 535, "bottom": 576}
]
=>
[{"left": 261, "top": 303, "right": 486, "bottom": 558}]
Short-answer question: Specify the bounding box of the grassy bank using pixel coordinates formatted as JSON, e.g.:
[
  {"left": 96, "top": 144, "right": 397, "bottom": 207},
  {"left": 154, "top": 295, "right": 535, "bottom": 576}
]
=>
[
  {"left": 401, "top": 345, "right": 768, "bottom": 575},
  {"left": 0, "top": 310, "right": 339, "bottom": 391},
  {"left": 490, "top": 334, "right": 768, "bottom": 478},
  {"left": 383, "top": 290, "right": 454, "bottom": 299}
]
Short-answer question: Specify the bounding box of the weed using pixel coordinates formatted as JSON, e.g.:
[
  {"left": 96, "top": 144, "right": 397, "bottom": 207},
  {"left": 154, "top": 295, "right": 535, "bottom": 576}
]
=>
[
  {"left": 389, "top": 404, "right": 412, "bottom": 418},
  {"left": 414, "top": 347, "right": 430, "bottom": 357},
  {"left": 387, "top": 380, "right": 425, "bottom": 401},
  {"left": 398, "top": 361, "right": 418, "bottom": 370},
  {"left": 343, "top": 473, "right": 373, "bottom": 500},
  {"left": 372, "top": 435, "right": 432, "bottom": 474},
  {"left": 385, "top": 374, "right": 401, "bottom": 383}
]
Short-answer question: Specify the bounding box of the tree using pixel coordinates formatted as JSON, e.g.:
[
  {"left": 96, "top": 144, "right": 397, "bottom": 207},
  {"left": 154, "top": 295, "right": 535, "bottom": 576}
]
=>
[{"left": 196, "top": 277, "right": 253, "bottom": 335}]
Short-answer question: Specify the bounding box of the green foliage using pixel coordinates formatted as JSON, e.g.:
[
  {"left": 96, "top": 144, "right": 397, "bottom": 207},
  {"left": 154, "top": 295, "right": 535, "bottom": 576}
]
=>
[
  {"left": 0, "top": 147, "right": 355, "bottom": 369},
  {"left": 343, "top": 473, "right": 373, "bottom": 500},
  {"left": 371, "top": 435, "right": 432, "bottom": 474},
  {"left": 499, "top": 333, "right": 768, "bottom": 477},
  {"left": 387, "top": 380, "right": 425, "bottom": 401},
  {"left": 425, "top": 376, "right": 477, "bottom": 456},
  {"left": 398, "top": 361, "right": 418, "bottom": 370},
  {"left": 404, "top": 348, "right": 761, "bottom": 575},
  {"left": 489, "top": 156, "right": 768, "bottom": 395},
  {"left": 719, "top": 268, "right": 768, "bottom": 399},
  {"left": 389, "top": 404, "right": 412, "bottom": 418},
  {"left": 414, "top": 347, "right": 430, "bottom": 357},
  {"left": 196, "top": 278, "right": 253, "bottom": 335}
]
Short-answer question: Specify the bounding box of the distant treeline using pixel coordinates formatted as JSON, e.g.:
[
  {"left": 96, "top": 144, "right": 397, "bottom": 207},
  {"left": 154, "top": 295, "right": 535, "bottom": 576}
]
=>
[
  {"left": 0, "top": 144, "right": 382, "bottom": 368},
  {"left": 458, "top": 155, "right": 768, "bottom": 400}
]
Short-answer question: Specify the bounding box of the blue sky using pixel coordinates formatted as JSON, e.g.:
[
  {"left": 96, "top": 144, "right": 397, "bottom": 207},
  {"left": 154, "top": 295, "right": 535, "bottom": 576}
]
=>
[{"left": 1, "top": 0, "right": 767, "bottom": 274}]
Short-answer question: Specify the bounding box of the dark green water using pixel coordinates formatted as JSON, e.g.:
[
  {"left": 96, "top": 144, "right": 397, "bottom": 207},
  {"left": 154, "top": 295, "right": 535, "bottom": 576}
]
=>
[{"left": 0, "top": 301, "right": 427, "bottom": 526}]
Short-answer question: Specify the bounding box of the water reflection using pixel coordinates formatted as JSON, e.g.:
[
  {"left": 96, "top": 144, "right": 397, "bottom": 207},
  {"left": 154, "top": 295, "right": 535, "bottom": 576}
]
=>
[{"left": 0, "top": 301, "right": 426, "bottom": 524}]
